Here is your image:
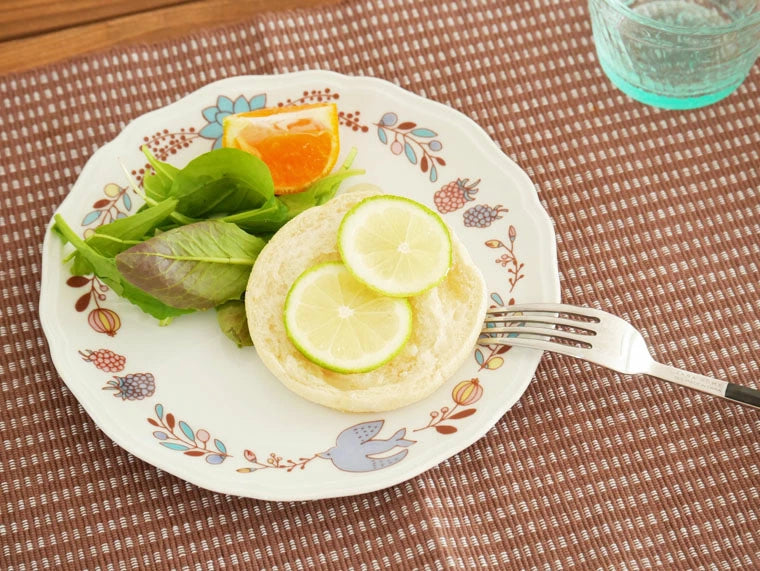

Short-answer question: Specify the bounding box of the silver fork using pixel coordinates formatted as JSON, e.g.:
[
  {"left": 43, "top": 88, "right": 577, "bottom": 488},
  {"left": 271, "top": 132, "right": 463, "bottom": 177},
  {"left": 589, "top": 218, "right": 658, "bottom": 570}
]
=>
[{"left": 480, "top": 303, "right": 760, "bottom": 411}]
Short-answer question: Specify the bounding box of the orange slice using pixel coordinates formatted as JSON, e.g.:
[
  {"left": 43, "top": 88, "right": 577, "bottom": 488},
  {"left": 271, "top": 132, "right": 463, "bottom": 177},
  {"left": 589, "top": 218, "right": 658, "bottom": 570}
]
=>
[{"left": 222, "top": 102, "right": 340, "bottom": 194}]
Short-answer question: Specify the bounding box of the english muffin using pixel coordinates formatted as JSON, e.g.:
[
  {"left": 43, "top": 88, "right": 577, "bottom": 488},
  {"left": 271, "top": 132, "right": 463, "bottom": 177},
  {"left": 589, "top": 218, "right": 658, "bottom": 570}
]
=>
[{"left": 246, "top": 188, "right": 488, "bottom": 412}]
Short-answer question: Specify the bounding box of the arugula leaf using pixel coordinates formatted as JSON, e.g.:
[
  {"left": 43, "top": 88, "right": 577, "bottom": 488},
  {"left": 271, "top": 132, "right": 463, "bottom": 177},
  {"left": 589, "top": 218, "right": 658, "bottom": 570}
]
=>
[
  {"left": 69, "top": 249, "right": 96, "bottom": 276},
  {"left": 53, "top": 214, "right": 192, "bottom": 320},
  {"left": 65, "top": 198, "right": 180, "bottom": 274},
  {"left": 115, "top": 220, "right": 265, "bottom": 310},
  {"left": 215, "top": 300, "right": 253, "bottom": 347},
  {"left": 54, "top": 215, "right": 124, "bottom": 291},
  {"left": 142, "top": 147, "right": 179, "bottom": 203},
  {"left": 169, "top": 148, "right": 275, "bottom": 218},
  {"left": 85, "top": 198, "right": 179, "bottom": 257}
]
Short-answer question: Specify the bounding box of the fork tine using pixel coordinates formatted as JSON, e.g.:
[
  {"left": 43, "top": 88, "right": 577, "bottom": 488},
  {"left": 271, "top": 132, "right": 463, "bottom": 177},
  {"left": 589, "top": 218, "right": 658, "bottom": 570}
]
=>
[
  {"left": 485, "top": 303, "right": 760, "bottom": 412},
  {"left": 477, "top": 334, "right": 590, "bottom": 359},
  {"left": 483, "top": 314, "right": 598, "bottom": 334},
  {"left": 479, "top": 325, "right": 594, "bottom": 346},
  {"left": 486, "top": 303, "right": 603, "bottom": 322}
]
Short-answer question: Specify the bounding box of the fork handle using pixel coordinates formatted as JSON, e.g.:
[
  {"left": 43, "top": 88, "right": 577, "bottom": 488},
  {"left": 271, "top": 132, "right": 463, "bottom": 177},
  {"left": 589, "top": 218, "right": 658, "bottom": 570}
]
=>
[{"left": 649, "top": 362, "right": 760, "bottom": 411}]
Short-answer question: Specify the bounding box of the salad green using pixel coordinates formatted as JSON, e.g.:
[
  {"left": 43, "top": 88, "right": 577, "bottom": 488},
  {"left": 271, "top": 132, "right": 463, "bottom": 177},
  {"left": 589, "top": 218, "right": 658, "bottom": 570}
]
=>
[
  {"left": 114, "top": 219, "right": 266, "bottom": 311},
  {"left": 215, "top": 300, "right": 253, "bottom": 348},
  {"left": 54, "top": 145, "right": 362, "bottom": 345}
]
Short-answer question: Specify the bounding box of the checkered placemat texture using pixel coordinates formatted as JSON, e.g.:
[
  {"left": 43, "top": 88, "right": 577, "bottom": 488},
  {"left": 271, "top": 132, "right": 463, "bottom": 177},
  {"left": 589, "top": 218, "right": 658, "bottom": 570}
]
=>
[{"left": 1, "top": 0, "right": 758, "bottom": 568}]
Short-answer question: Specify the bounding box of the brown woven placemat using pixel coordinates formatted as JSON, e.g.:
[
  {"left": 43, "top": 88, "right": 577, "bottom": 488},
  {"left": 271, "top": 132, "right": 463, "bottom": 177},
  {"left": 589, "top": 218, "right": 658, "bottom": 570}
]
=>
[{"left": 2, "top": 0, "right": 759, "bottom": 568}]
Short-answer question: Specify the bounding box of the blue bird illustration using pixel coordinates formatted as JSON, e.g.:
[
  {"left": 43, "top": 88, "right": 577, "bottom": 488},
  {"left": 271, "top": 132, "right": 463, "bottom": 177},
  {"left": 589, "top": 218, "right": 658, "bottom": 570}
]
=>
[{"left": 318, "top": 420, "right": 415, "bottom": 472}]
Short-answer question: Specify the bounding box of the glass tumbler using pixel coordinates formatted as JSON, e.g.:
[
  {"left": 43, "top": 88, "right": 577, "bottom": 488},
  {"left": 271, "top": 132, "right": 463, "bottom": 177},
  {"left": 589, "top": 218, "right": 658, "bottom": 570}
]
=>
[{"left": 589, "top": 0, "right": 760, "bottom": 109}]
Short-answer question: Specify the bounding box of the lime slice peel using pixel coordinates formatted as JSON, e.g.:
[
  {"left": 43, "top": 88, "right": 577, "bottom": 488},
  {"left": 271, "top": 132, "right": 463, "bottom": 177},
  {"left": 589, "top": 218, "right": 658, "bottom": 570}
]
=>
[
  {"left": 337, "top": 195, "right": 453, "bottom": 297},
  {"left": 283, "top": 262, "right": 413, "bottom": 373}
]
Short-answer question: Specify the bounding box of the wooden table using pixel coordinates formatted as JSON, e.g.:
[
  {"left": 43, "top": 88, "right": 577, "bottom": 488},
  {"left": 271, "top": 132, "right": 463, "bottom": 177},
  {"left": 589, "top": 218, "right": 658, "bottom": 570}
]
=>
[{"left": 0, "top": 0, "right": 338, "bottom": 74}]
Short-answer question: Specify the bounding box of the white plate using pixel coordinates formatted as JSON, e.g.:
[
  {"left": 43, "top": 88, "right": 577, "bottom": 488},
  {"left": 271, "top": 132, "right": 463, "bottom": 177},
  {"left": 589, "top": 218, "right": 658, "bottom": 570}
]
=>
[{"left": 40, "top": 71, "right": 560, "bottom": 500}]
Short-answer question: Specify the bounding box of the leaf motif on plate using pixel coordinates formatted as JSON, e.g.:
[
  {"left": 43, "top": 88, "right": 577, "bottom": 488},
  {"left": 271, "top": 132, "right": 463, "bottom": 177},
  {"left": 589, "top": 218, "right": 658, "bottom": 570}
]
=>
[
  {"left": 161, "top": 442, "right": 189, "bottom": 451},
  {"left": 449, "top": 408, "right": 477, "bottom": 420},
  {"left": 147, "top": 404, "right": 231, "bottom": 465},
  {"left": 66, "top": 276, "right": 90, "bottom": 288},
  {"left": 435, "top": 425, "right": 457, "bottom": 435},
  {"left": 82, "top": 210, "right": 102, "bottom": 226},
  {"left": 75, "top": 293, "right": 90, "bottom": 312},
  {"left": 373, "top": 112, "right": 445, "bottom": 183},
  {"left": 410, "top": 128, "right": 436, "bottom": 137},
  {"left": 404, "top": 142, "right": 417, "bottom": 165},
  {"left": 179, "top": 421, "right": 195, "bottom": 441}
]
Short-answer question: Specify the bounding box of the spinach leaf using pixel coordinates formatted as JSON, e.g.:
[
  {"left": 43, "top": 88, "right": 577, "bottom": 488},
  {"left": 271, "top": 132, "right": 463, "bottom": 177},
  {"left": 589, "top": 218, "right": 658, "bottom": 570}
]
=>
[
  {"left": 142, "top": 147, "right": 179, "bottom": 203},
  {"left": 215, "top": 300, "right": 253, "bottom": 348},
  {"left": 279, "top": 168, "right": 364, "bottom": 217},
  {"left": 218, "top": 195, "right": 291, "bottom": 233},
  {"left": 169, "top": 148, "right": 275, "bottom": 218},
  {"left": 115, "top": 220, "right": 265, "bottom": 310},
  {"left": 278, "top": 148, "right": 362, "bottom": 217},
  {"left": 53, "top": 214, "right": 192, "bottom": 320}
]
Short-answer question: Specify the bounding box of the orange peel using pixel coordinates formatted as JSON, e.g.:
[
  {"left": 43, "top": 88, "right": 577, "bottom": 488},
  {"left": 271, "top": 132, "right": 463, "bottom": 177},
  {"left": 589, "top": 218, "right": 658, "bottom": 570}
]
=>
[{"left": 222, "top": 102, "right": 340, "bottom": 194}]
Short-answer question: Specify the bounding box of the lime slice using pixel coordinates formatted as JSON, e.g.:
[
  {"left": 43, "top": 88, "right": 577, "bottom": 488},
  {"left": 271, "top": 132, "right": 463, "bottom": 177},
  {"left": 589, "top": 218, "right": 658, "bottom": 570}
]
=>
[
  {"left": 283, "top": 262, "right": 413, "bottom": 373},
  {"left": 338, "top": 195, "right": 452, "bottom": 297}
]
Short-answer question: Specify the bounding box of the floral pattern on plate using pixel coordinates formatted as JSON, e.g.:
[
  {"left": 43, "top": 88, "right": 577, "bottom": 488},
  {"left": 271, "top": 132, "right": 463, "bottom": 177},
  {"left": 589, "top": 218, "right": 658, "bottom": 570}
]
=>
[
  {"left": 237, "top": 421, "right": 414, "bottom": 474},
  {"left": 375, "top": 112, "right": 445, "bottom": 182},
  {"left": 148, "top": 404, "right": 230, "bottom": 465},
  {"left": 415, "top": 378, "right": 483, "bottom": 435}
]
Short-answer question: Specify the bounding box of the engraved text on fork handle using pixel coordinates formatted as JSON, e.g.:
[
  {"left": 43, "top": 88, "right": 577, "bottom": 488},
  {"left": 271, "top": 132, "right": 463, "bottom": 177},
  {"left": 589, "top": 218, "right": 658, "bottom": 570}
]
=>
[{"left": 648, "top": 362, "right": 760, "bottom": 411}]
